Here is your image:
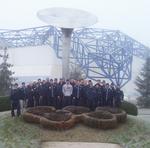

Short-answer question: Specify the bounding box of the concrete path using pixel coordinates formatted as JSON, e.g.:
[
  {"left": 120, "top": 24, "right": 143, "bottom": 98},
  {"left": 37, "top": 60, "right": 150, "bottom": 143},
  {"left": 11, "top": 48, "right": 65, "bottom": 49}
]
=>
[
  {"left": 138, "top": 108, "right": 150, "bottom": 122},
  {"left": 41, "top": 142, "right": 122, "bottom": 148},
  {"left": 0, "top": 111, "right": 10, "bottom": 116}
]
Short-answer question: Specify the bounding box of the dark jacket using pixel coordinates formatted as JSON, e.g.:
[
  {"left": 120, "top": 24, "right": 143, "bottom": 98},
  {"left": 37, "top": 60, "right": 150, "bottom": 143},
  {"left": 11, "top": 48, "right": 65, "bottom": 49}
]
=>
[{"left": 10, "top": 88, "right": 21, "bottom": 103}]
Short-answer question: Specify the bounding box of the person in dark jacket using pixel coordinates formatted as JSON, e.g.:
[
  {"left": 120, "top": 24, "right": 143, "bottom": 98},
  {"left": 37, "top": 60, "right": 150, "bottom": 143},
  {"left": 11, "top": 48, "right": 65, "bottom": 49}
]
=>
[
  {"left": 95, "top": 83, "right": 102, "bottom": 107},
  {"left": 115, "top": 85, "right": 124, "bottom": 107},
  {"left": 110, "top": 82, "right": 116, "bottom": 107},
  {"left": 26, "top": 84, "right": 34, "bottom": 107},
  {"left": 48, "top": 79, "right": 54, "bottom": 106},
  {"left": 101, "top": 82, "right": 107, "bottom": 106},
  {"left": 33, "top": 83, "right": 40, "bottom": 107},
  {"left": 41, "top": 80, "right": 49, "bottom": 106},
  {"left": 37, "top": 81, "right": 44, "bottom": 106},
  {"left": 20, "top": 82, "right": 27, "bottom": 112},
  {"left": 72, "top": 80, "right": 82, "bottom": 106},
  {"left": 86, "top": 80, "right": 97, "bottom": 110},
  {"left": 56, "top": 78, "right": 64, "bottom": 109},
  {"left": 53, "top": 78, "right": 59, "bottom": 108},
  {"left": 105, "top": 83, "right": 113, "bottom": 107},
  {"left": 10, "top": 83, "right": 21, "bottom": 117},
  {"left": 79, "top": 79, "right": 88, "bottom": 106}
]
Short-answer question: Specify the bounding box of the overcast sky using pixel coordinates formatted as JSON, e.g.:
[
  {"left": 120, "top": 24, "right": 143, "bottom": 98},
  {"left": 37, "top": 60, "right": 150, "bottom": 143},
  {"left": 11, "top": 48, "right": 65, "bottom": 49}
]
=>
[{"left": 0, "top": 0, "right": 150, "bottom": 46}]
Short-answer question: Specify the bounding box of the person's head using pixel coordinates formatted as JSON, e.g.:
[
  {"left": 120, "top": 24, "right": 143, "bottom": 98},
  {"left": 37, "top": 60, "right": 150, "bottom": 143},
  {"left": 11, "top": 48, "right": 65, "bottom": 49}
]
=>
[
  {"left": 59, "top": 78, "right": 63, "bottom": 83},
  {"left": 54, "top": 78, "right": 58, "bottom": 83},
  {"left": 33, "top": 81, "right": 36, "bottom": 86},
  {"left": 97, "top": 80, "right": 101, "bottom": 84},
  {"left": 46, "top": 78, "right": 49, "bottom": 82},
  {"left": 42, "top": 80, "right": 46, "bottom": 84},
  {"left": 95, "top": 83, "right": 100, "bottom": 88},
  {"left": 84, "top": 80, "right": 88, "bottom": 86},
  {"left": 106, "top": 83, "right": 109, "bottom": 88},
  {"left": 70, "top": 79, "right": 74, "bottom": 83},
  {"left": 102, "top": 80, "right": 106, "bottom": 86},
  {"left": 116, "top": 84, "right": 120, "bottom": 89},
  {"left": 88, "top": 80, "right": 93, "bottom": 86},
  {"left": 50, "top": 79, "right": 53, "bottom": 84},
  {"left": 75, "top": 80, "right": 80, "bottom": 85},
  {"left": 66, "top": 79, "right": 70, "bottom": 85},
  {"left": 110, "top": 82, "right": 115, "bottom": 88},
  {"left": 80, "top": 79, "right": 84, "bottom": 85},
  {"left": 38, "top": 78, "right": 41, "bottom": 83},
  {"left": 29, "top": 83, "right": 33, "bottom": 87},
  {"left": 14, "top": 83, "right": 18, "bottom": 89},
  {"left": 22, "top": 82, "right": 25, "bottom": 87}
]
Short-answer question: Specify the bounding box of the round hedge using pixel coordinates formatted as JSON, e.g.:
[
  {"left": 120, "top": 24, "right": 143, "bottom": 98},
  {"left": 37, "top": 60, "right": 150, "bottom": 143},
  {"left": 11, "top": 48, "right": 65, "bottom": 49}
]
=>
[
  {"left": 120, "top": 101, "right": 138, "bottom": 116},
  {"left": 0, "top": 96, "right": 11, "bottom": 112},
  {"left": 82, "top": 110, "right": 117, "bottom": 129},
  {"left": 63, "top": 106, "right": 90, "bottom": 123},
  {"left": 22, "top": 106, "right": 55, "bottom": 124},
  {"left": 96, "top": 107, "right": 127, "bottom": 123},
  {"left": 40, "top": 110, "right": 76, "bottom": 130}
]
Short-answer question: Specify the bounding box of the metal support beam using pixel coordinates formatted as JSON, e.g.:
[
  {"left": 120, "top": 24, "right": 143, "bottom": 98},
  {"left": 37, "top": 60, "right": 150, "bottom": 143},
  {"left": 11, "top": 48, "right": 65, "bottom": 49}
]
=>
[{"left": 0, "top": 26, "right": 150, "bottom": 87}]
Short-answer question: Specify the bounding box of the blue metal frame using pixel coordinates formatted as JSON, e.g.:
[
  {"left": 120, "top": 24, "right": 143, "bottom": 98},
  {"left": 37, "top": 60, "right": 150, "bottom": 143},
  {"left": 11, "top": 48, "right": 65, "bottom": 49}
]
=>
[{"left": 0, "top": 26, "right": 150, "bottom": 87}]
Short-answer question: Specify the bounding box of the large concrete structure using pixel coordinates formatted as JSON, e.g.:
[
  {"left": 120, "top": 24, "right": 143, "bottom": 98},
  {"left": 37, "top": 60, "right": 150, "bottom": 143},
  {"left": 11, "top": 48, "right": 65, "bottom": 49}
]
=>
[
  {"left": 37, "top": 7, "right": 97, "bottom": 79},
  {"left": 0, "top": 26, "right": 149, "bottom": 87}
]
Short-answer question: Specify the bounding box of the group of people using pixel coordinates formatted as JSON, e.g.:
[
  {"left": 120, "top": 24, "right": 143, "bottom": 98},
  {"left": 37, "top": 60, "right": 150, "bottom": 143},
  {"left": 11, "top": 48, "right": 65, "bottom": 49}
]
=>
[{"left": 10, "top": 78, "right": 124, "bottom": 117}]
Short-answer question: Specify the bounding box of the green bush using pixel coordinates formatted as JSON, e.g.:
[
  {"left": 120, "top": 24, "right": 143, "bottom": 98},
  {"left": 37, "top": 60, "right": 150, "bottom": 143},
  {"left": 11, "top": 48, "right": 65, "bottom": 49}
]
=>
[
  {"left": 120, "top": 101, "right": 138, "bottom": 116},
  {"left": 0, "top": 96, "right": 11, "bottom": 112}
]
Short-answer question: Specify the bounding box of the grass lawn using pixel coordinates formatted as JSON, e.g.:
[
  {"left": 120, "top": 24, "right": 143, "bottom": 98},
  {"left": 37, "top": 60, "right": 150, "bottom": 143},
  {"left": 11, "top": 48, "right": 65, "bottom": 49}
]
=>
[
  {"left": 0, "top": 112, "right": 40, "bottom": 148},
  {"left": 0, "top": 112, "right": 150, "bottom": 148}
]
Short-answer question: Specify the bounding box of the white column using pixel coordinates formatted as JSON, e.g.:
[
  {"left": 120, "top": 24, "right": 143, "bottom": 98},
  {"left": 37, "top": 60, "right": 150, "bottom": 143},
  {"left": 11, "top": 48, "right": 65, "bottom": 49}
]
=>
[{"left": 61, "top": 28, "right": 73, "bottom": 80}]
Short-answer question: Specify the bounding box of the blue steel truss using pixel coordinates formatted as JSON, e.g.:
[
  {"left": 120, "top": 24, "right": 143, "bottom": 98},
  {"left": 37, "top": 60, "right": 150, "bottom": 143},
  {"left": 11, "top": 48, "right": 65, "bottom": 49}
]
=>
[{"left": 0, "top": 26, "right": 150, "bottom": 87}]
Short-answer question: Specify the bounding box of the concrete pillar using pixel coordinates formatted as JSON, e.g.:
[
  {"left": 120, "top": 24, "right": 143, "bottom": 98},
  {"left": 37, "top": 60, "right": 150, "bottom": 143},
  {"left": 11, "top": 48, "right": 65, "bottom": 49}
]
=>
[{"left": 61, "top": 28, "right": 73, "bottom": 80}]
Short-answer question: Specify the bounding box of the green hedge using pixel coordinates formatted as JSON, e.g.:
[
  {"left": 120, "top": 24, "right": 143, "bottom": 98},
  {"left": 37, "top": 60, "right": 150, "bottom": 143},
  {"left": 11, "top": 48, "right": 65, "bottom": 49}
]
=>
[
  {"left": 0, "top": 96, "right": 138, "bottom": 115},
  {"left": 120, "top": 101, "right": 138, "bottom": 116},
  {"left": 0, "top": 96, "right": 11, "bottom": 112}
]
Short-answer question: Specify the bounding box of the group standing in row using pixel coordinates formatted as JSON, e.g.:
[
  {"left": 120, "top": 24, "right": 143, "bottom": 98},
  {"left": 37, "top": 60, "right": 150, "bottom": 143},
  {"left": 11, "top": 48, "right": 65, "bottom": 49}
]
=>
[{"left": 10, "top": 78, "right": 124, "bottom": 117}]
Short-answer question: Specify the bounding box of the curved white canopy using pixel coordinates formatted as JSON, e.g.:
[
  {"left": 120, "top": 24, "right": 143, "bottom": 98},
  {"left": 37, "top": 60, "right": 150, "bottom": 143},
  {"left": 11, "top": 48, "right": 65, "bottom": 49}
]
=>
[{"left": 37, "top": 7, "right": 98, "bottom": 28}]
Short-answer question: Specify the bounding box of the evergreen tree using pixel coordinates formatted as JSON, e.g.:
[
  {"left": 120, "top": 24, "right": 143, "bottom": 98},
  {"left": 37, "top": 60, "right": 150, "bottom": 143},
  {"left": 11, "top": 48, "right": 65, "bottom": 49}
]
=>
[
  {"left": 135, "top": 56, "right": 150, "bottom": 108},
  {"left": 0, "top": 47, "right": 14, "bottom": 95}
]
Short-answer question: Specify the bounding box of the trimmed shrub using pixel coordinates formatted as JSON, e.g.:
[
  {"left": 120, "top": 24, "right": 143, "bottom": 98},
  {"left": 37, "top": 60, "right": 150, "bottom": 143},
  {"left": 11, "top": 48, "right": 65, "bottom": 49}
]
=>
[
  {"left": 22, "top": 106, "right": 55, "bottom": 124},
  {"left": 96, "top": 107, "right": 127, "bottom": 123},
  {"left": 0, "top": 96, "right": 11, "bottom": 112},
  {"left": 27, "top": 106, "right": 56, "bottom": 116},
  {"left": 43, "top": 110, "right": 72, "bottom": 121},
  {"left": 40, "top": 110, "right": 76, "bottom": 130},
  {"left": 120, "top": 101, "right": 138, "bottom": 116},
  {"left": 82, "top": 110, "right": 117, "bottom": 129},
  {"left": 22, "top": 112, "right": 41, "bottom": 124},
  {"left": 63, "top": 106, "right": 90, "bottom": 123}
]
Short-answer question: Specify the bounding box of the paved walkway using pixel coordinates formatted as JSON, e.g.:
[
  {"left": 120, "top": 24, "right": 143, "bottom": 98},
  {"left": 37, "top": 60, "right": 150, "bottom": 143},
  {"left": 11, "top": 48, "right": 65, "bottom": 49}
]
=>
[
  {"left": 138, "top": 108, "right": 150, "bottom": 122},
  {"left": 41, "top": 142, "right": 122, "bottom": 148},
  {"left": 0, "top": 111, "right": 10, "bottom": 116}
]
